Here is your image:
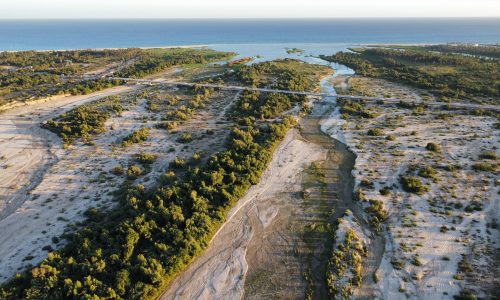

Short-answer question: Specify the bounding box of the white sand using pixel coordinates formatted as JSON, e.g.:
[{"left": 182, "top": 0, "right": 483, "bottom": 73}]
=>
[{"left": 337, "top": 87, "right": 499, "bottom": 298}]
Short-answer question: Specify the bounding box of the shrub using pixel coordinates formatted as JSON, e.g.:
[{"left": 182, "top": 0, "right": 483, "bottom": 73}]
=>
[
  {"left": 178, "top": 133, "right": 193, "bottom": 143},
  {"left": 127, "top": 165, "right": 142, "bottom": 179},
  {"left": 391, "top": 258, "right": 405, "bottom": 270},
  {"left": 365, "top": 199, "right": 388, "bottom": 232},
  {"left": 472, "top": 162, "right": 496, "bottom": 172},
  {"left": 111, "top": 165, "right": 125, "bottom": 175},
  {"left": 386, "top": 135, "right": 396, "bottom": 141},
  {"left": 122, "top": 128, "right": 150, "bottom": 147},
  {"left": 360, "top": 179, "right": 374, "bottom": 188},
  {"left": 478, "top": 151, "right": 497, "bottom": 160},
  {"left": 418, "top": 166, "right": 438, "bottom": 179},
  {"left": 400, "top": 176, "right": 429, "bottom": 195},
  {"left": 425, "top": 142, "right": 441, "bottom": 152},
  {"left": 161, "top": 171, "right": 177, "bottom": 183},
  {"left": 454, "top": 289, "right": 477, "bottom": 300},
  {"left": 411, "top": 254, "right": 423, "bottom": 266},
  {"left": 379, "top": 186, "right": 391, "bottom": 196},
  {"left": 170, "top": 157, "right": 186, "bottom": 169},
  {"left": 367, "top": 128, "right": 383, "bottom": 136},
  {"left": 464, "top": 201, "right": 483, "bottom": 212},
  {"left": 134, "top": 152, "right": 157, "bottom": 165},
  {"left": 354, "top": 188, "right": 367, "bottom": 201}
]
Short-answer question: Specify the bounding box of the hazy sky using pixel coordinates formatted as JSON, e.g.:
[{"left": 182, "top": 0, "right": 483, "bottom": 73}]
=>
[{"left": 1, "top": 0, "right": 499, "bottom": 19}]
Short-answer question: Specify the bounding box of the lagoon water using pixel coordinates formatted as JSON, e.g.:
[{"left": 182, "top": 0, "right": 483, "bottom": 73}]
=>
[{"left": 1, "top": 18, "right": 499, "bottom": 51}]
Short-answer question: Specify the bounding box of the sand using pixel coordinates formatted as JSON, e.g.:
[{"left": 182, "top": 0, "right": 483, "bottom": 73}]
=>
[{"left": 336, "top": 77, "right": 500, "bottom": 299}]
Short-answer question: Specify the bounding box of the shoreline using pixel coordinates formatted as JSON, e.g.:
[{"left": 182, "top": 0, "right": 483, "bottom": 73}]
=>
[
  {"left": 1, "top": 44, "right": 209, "bottom": 53},
  {"left": 0, "top": 42, "right": 461, "bottom": 53}
]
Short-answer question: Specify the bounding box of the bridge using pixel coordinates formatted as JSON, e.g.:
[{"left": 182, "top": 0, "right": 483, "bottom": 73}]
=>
[{"left": 109, "top": 77, "right": 500, "bottom": 111}]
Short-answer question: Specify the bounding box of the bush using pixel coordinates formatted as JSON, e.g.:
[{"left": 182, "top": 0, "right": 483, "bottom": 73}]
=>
[
  {"left": 379, "top": 186, "right": 391, "bottom": 196},
  {"left": 464, "top": 200, "right": 483, "bottom": 212},
  {"left": 425, "top": 142, "right": 441, "bottom": 152},
  {"left": 478, "top": 151, "right": 498, "bottom": 160},
  {"left": 386, "top": 135, "right": 396, "bottom": 141},
  {"left": 367, "top": 128, "right": 383, "bottom": 136},
  {"left": 122, "top": 128, "right": 150, "bottom": 147},
  {"left": 472, "top": 162, "right": 496, "bottom": 172},
  {"left": 134, "top": 152, "right": 157, "bottom": 165},
  {"left": 161, "top": 171, "right": 177, "bottom": 183},
  {"left": 391, "top": 258, "right": 405, "bottom": 270},
  {"left": 400, "top": 176, "right": 429, "bottom": 195},
  {"left": 365, "top": 199, "right": 388, "bottom": 232},
  {"left": 418, "top": 166, "right": 438, "bottom": 179},
  {"left": 454, "top": 289, "right": 477, "bottom": 300},
  {"left": 178, "top": 133, "right": 193, "bottom": 143},
  {"left": 111, "top": 165, "right": 125, "bottom": 175},
  {"left": 411, "top": 254, "right": 423, "bottom": 266},
  {"left": 127, "top": 165, "right": 142, "bottom": 179},
  {"left": 170, "top": 157, "right": 186, "bottom": 169}
]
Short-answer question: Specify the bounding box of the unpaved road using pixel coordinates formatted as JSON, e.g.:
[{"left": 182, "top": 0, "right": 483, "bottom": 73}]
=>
[{"left": 0, "top": 85, "right": 136, "bottom": 221}]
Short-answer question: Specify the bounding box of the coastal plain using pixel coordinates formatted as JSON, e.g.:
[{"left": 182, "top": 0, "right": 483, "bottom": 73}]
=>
[{"left": 0, "top": 44, "right": 498, "bottom": 300}]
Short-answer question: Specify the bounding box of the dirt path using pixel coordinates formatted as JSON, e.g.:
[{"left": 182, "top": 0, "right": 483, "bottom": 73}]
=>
[{"left": 0, "top": 85, "right": 136, "bottom": 222}]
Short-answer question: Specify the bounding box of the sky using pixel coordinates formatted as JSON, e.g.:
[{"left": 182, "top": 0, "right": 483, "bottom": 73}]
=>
[{"left": 1, "top": 0, "right": 499, "bottom": 19}]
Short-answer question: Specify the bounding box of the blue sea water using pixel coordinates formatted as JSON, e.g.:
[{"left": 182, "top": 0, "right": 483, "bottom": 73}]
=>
[{"left": 0, "top": 18, "right": 499, "bottom": 51}]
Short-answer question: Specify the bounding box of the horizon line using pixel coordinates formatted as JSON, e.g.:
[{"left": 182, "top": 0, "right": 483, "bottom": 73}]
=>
[{"left": 1, "top": 17, "right": 500, "bottom": 20}]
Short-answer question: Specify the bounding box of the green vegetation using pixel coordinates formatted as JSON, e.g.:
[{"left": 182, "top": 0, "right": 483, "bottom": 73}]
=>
[
  {"left": 367, "top": 128, "right": 383, "bottom": 136},
  {"left": 400, "top": 176, "right": 429, "bottom": 195},
  {"left": 126, "top": 165, "right": 142, "bottom": 179},
  {"left": 453, "top": 289, "right": 477, "bottom": 300},
  {"left": 0, "top": 48, "right": 141, "bottom": 105},
  {"left": 133, "top": 152, "right": 157, "bottom": 165},
  {"left": 286, "top": 48, "right": 305, "bottom": 54},
  {"left": 0, "top": 48, "right": 234, "bottom": 106},
  {"left": 326, "top": 228, "right": 366, "bottom": 299},
  {"left": 227, "top": 60, "right": 330, "bottom": 119},
  {"left": 320, "top": 46, "right": 500, "bottom": 103},
  {"left": 411, "top": 254, "right": 423, "bottom": 266},
  {"left": 111, "top": 165, "right": 125, "bottom": 176},
  {"left": 425, "top": 44, "right": 500, "bottom": 59},
  {"left": 178, "top": 133, "right": 193, "bottom": 143},
  {"left": 44, "top": 95, "right": 123, "bottom": 144},
  {"left": 478, "top": 151, "right": 497, "bottom": 160},
  {"left": 472, "top": 162, "right": 497, "bottom": 172},
  {"left": 230, "top": 59, "right": 330, "bottom": 90},
  {"left": 425, "top": 142, "right": 441, "bottom": 152},
  {"left": 122, "top": 128, "right": 150, "bottom": 147},
  {"left": 338, "top": 99, "right": 378, "bottom": 119},
  {"left": 418, "top": 166, "right": 438, "bottom": 180},
  {"left": 379, "top": 186, "right": 391, "bottom": 196},
  {"left": 365, "top": 199, "right": 388, "bottom": 232},
  {"left": 117, "top": 48, "right": 235, "bottom": 78}
]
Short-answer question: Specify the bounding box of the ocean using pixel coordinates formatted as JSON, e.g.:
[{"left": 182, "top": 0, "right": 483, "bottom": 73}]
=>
[{"left": 0, "top": 18, "right": 499, "bottom": 51}]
